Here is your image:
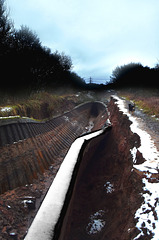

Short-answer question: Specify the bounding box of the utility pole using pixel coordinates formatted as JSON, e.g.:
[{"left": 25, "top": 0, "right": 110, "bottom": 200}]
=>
[{"left": 89, "top": 77, "right": 92, "bottom": 84}]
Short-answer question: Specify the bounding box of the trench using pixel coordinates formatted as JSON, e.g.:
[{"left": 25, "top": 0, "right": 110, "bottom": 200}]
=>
[
  {"left": 56, "top": 97, "right": 143, "bottom": 240},
  {"left": 25, "top": 97, "right": 144, "bottom": 240}
]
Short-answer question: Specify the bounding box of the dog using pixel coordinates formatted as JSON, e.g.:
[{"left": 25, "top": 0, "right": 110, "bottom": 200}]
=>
[{"left": 128, "top": 103, "right": 135, "bottom": 114}]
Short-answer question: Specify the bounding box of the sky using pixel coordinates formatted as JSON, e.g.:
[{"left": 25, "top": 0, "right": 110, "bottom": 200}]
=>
[{"left": 6, "top": 0, "right": 159, "bottom": 84}]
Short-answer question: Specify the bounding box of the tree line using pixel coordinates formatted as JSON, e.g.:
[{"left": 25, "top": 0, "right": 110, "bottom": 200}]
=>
[
  {"left": 0, "top": 0, "right": 85, "bottom": 94},
  {"left": 109, "top": 62, "right": 159, "bottom": 89}
]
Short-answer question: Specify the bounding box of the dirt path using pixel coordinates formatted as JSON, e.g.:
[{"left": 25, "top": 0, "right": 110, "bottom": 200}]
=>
[
  {"left": 123, "top": 97, "right": 159, "bottom": 153},
  {"left": 113, "top": 95, "right": 159, "bottom": 239}
]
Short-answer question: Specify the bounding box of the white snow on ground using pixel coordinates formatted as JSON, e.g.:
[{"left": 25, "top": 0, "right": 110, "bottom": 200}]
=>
[
  {"left": 134, "top": 178, "right": 159, "bottom": 240},
  {"left": 112, "top": 95, "right": 159, "bottom": 173},
  {"left": 130, "top": 147, "right": 138, "bottom": 164},
  {"left": 86, "top": 210, "right": 106, "bottom": 235},
  {"left": 0, "top": 106, "right": 12, "bottom": 112},
  {"left": 112, "top": 95, "right": 159, "bottom": 239},
  {"left": 24, "top": 127, "right": 106, "bottom": 240},
  {"left": 104, "top": 181, "right": 114, "bottom": 194},
  {"left": 85, "top": 120, "right": 94, "bottom": 132},
  {"left": 0, "top": 115, "right": 20, "bottom": 119},
  {"left": 63, "top": 115, "right": 79, "bottom": 127}
]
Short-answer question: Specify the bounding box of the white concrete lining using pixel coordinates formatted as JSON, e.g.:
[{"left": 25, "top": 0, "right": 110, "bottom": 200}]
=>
[{"left": 24, "top": 126, "right": 109, "bottom": 240}]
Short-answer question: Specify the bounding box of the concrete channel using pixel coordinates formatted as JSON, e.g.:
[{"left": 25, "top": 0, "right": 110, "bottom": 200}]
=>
[{"left": 24, "top": 125, "right": 111, "bottom": 240}]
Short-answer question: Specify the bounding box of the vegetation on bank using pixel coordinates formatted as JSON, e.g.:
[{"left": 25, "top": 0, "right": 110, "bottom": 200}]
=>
[
  {"left": 0, "top": 91, "right": 98, "bottom": 120},
  {"left": 119, "top": 88, "right": 159, "bottom": 118}
]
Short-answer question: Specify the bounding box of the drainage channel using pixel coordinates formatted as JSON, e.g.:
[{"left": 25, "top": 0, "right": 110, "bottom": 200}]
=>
[{"left": 24, "top": 123, "right": 112, "bottom": 240}]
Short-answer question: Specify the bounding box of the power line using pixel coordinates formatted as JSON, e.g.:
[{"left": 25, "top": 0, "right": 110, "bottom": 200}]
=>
[{"left": 83, "top": 77, "right": 110, "bottom": 84}]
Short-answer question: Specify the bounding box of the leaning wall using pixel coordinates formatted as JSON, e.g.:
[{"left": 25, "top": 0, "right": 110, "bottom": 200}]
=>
[{"left": 0, "top": 102, "right": 108, "bottom": 194}]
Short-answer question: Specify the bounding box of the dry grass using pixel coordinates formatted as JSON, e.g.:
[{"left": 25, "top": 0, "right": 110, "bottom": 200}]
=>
[
  {"left": 0, "top": 90, "right": 96, "bottom": 120},
  {"left": 0, "top": 91, "right": 76, "bottom": 119},
  {"left": 118, "top": 88, "right": 159, "bottom": 117}
]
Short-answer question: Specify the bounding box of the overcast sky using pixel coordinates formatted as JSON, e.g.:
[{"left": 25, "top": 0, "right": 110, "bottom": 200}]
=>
[{"left": 7, "top": 0, "right": 159, "bottom": 83}]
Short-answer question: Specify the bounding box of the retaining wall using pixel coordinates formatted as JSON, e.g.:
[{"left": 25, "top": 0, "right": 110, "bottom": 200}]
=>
[{"left": 0, "top": 102, "right": 108, "bottom": 194}]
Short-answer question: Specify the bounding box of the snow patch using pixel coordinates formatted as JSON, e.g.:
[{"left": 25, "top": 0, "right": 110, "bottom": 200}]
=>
[
  {"left": 112, "top": 95, "right": 159, "bottom": 173},
  {"left": 63, "top": 116, "right": 69, "bottom": 122},
  {"left": 86, "top": 210, "right": 105, "bottom": 235},
  {"left": 130, "top": 147, "right": 138, "bottom": 163},
  {"left": 104, "top": 181, "right": 114, "bottom": 193},
  {"left": 134, "top": 178, "right": 159, "bottom": 240},
  {"left": 0, "top": 115, "right": 20, "bottom": 119},
  {"left": 85, "top": 121, "right": 94, "bottom": 132},
  {"left": 112, "top": 95, "right": 159, "bottom": 239},
  {"left": 0, "top": 107, "right": 12, "bottom": 112},
  {"left": 63, "top": 115, "right": 78, "bottom": 127}
]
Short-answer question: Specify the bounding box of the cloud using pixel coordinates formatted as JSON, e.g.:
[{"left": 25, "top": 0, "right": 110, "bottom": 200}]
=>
[{"left": 7, "top": 0, "right": 159, "bottom": 80}]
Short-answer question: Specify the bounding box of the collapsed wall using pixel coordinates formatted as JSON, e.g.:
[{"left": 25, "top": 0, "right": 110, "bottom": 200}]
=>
[
  {"left": 58, "top": 97, "right": 144, "bottom": 240},
  {"left": 2, "top": 96, "right": 157, "bottom": 239},
  {"left": 0, "top": 102, "right": 108, "bottom": 194}
]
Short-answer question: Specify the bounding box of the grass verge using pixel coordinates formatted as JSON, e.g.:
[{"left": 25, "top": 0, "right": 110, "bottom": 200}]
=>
[
  {"left": 118, "top": 88, "right": 159, "bottom": 118},
  {"left": 0, "top": 90, "right": 97, "bottom": 120}
]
